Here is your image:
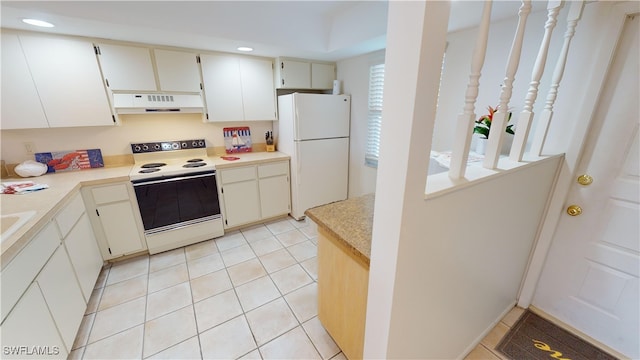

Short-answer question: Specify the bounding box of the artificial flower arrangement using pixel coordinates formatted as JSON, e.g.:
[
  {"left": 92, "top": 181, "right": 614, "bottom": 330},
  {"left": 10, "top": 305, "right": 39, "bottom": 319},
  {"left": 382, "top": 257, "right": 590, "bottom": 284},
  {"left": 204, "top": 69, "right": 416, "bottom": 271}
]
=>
[{"left": 474, "top": 105, "right": 515, "bottom": 139}]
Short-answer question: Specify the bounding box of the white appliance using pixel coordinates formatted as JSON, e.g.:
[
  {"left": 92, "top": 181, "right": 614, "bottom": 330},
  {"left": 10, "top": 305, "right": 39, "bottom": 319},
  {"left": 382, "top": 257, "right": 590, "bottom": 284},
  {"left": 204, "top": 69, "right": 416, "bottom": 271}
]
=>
[
  {"left": 113, "top": 93, "right": 204, "bottom": 114},
  {"left": 277, "top": 93, "right": 351, "bottom": 220}
]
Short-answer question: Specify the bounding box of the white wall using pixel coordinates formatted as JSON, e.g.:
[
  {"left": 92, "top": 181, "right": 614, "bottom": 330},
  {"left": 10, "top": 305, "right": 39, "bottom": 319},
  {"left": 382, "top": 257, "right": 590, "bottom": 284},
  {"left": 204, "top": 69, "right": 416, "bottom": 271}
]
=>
[
  {"left": 337, "top": 50, "right": 384, "bottom": 198},
  {"left": 0, "top": 114, "right": 272, "bottom": 163}
]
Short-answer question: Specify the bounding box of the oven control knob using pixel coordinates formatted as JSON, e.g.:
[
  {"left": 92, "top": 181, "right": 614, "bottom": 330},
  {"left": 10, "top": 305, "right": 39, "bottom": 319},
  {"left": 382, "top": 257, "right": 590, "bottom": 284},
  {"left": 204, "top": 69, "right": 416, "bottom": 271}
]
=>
[
  {"left": 154, "top": 144, "right": 161, "bottom": 150},
  {"left": 192, "top": 141, "right": 198, "bottom": 148},
  {"left": 133, "top": 145, "right": 142, "bottom": 152},
  {"left": 182, "top": 142, "right": 188, "bottom": 149},
  {"left": 198, "top": 140, "right": 205, "bottom": 147},
  {"left": 172, "top": 142, "right": 180, "bottom": 150},
  {"left": 142, "top": 144, "right": 149, "bottom": 151}
]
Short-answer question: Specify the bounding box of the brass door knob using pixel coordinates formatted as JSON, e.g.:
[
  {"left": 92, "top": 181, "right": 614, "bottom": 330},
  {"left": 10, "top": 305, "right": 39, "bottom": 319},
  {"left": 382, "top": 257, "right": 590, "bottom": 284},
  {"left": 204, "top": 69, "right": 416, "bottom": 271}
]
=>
[
  {"left": 577, "top": 174, "right": 593, "bottom": 186},
  {"left": 567, "top": 205, "right": 583, "bottom": 216}
]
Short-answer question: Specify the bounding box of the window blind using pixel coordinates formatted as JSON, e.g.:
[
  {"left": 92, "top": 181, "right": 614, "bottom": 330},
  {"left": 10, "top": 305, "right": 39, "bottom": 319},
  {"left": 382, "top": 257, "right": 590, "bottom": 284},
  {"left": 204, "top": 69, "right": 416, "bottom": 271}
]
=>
[{"left": 365, "top": 63, "right": 385, "bottom": 168}]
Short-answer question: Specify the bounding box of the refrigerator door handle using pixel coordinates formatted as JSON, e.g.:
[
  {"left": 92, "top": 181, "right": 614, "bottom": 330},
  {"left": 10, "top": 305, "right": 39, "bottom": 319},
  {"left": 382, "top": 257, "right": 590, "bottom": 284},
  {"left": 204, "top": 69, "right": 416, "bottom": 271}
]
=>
[{"left": 295, "top": 142, "right": 302, "bottom": 185}]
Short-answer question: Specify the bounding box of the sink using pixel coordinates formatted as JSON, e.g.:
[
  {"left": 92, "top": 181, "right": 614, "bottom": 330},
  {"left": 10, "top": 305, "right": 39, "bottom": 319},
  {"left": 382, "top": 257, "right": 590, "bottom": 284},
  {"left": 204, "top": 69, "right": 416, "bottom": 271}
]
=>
[{"left": 1, "top": 211, "right": 36, "bottom": 244}]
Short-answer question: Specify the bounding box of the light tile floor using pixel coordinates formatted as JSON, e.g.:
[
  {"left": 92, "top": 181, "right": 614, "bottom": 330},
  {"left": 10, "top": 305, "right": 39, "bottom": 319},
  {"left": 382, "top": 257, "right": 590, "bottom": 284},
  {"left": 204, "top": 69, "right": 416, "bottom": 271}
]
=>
[
  {"left": 70, "top": 217, "right": 345, "bottom": 360},
  {"left": 464, "top": 306, "right": 526, "bottom": 360}
]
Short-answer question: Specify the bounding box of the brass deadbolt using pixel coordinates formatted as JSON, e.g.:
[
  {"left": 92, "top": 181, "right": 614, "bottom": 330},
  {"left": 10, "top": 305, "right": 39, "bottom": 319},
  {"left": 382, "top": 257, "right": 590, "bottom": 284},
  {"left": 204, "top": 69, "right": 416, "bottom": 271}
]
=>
[
  {"left": 567, "top": 205, "right": 583, "bottom": 216},
  {"left": 577, "top": 174, "right": 593, "bottom": 186}
]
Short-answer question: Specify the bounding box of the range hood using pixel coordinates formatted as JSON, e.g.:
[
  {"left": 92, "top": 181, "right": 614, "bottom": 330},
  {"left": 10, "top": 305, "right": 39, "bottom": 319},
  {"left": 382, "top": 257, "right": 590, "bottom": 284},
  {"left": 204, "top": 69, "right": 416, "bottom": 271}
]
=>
[{"left": 112, "top": 93, "right": 204, "bottom": 114}]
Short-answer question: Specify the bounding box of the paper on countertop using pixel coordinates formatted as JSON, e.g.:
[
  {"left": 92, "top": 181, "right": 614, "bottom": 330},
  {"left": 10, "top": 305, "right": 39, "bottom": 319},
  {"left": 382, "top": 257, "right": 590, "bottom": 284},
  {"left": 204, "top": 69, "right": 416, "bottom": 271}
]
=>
[{"left": 1, "top": 181, "right": 49, "bottom": 195}]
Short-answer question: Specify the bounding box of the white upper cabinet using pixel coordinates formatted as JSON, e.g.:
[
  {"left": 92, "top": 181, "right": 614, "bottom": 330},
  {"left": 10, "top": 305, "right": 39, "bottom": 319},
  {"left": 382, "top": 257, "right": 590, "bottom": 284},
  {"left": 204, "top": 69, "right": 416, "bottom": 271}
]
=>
[
  {"left": 240, "top": 57, "right": 277, "bottom": 120},
  {"left": 95, "top": 43, "right": 202, "bottom": 93},
  {"left": 95, "top": 43, "right": 157, "bottom": 91},
  {"left": 154, "top": 49, "right": 201, "bottom": 92},
  {"left": 200, "top": 54, "right": 244, "bottom": 121},
  {"left": 275, "top": 57, "right": 336, "bottom": 90},
  {"left": 1, "top": 32, "right": 114, "bottom": 129},
  {"left": 0, "top": 33, "right": 49, "bottom": 129},
  {"left": 200, "top": 54, "right": 276, "bottom": 122},
  {"left": 277, "top": 59, "right": 311, "bottom": 89},
  {"left": 311, "top": 62, "right": 336, "bottom": 89}
]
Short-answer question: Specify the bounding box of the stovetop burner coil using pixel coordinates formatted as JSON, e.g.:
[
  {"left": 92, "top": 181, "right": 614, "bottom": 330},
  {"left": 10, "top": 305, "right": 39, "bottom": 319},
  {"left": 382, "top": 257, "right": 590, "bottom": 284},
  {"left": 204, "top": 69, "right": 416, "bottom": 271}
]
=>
[
  {"left": 187, "top": 158, "right": 204, "bottom": 163},
  {"left": 139, "top": 168, "right": 161, "bottom": 173},
  {"left": 183, "top": 162, "right": 206, "bottom": 168},
  {"left": 141, "top": 162, "right": 167, "bottom": 168}
]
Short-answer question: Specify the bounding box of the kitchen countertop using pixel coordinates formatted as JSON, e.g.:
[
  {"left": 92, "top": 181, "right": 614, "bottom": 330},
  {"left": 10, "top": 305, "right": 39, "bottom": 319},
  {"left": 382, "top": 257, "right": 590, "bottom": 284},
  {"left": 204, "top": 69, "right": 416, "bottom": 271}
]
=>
[
  {"left": 305, "top": 193, "right": 374, "bottom": 266},
  {"left": 1, "top": 151, "right": 290, "bottom": 268}
]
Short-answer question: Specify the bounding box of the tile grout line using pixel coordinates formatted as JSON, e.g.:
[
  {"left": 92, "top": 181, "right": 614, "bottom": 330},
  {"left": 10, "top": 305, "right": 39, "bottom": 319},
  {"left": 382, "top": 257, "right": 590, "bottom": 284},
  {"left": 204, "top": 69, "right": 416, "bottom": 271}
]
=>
[{"left": 77, "top": 218, "right": 327, "bottom": 360}]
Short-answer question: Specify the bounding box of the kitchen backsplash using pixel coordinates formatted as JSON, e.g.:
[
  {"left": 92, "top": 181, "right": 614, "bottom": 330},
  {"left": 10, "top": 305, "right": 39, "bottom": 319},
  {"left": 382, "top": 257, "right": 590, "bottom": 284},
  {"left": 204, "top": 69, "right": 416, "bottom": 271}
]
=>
[{"left": 0, "top": 114, "right": 273, "bottom": 164}]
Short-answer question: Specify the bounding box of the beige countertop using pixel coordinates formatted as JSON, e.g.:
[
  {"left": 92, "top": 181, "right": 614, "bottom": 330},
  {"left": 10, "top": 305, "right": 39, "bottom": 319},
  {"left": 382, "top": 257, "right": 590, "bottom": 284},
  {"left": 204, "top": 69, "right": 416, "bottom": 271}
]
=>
[
  {"left": 305, "top": 193, "right": 374, "bottom": 266},
  {"left": 1, "top": 151, "right": 289, "bottom": 267}
]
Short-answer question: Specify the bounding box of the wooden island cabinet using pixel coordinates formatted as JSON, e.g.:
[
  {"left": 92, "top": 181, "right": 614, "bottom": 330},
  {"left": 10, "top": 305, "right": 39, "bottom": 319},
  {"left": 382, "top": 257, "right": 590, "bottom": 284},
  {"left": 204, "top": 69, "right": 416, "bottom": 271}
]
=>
[{"left": 305, "top": 194, "right": 374, "bottom": 360}]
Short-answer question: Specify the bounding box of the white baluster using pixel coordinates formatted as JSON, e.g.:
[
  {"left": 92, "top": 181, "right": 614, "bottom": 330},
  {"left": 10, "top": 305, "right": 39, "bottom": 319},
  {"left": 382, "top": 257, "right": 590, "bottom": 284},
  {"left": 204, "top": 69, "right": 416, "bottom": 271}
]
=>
[
  {"left": 449, "top": 0, "right": 493, "bottom": 179},
  {"left": 530, "top": 0, "right": 584, "bottom": 156},
  {"left": 509, "top": 0, "right": 564, "bottom": 162},
  {"left": 483, "top": 0, "right": 532, "bottom": 169}
]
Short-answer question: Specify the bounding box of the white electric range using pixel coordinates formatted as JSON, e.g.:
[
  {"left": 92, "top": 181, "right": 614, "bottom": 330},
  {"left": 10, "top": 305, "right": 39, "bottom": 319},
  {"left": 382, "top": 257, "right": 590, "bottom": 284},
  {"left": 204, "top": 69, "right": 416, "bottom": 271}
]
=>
[{"left": 129, "top": 139, "right": 223, "bottom": 254}]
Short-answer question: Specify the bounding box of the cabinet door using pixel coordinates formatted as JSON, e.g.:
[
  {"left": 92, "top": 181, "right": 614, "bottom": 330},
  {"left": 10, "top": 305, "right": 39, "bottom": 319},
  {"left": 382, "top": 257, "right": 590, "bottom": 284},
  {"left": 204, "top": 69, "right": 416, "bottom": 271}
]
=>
[
  {"left": 311, "top": 63, "right": 336, "bottom": 90},
  {"left": 0, "top": 33, "right": 48, "bottom": 129},
  {"left": 1, "top": 222, "right": 59, "bottom": 323},
  {"left": 240, "top": 57, "right": 276, "bottom": 120},
  {"left": 200, "top": 54, "right": 244, "bottom": 121},
  {"left": 19, "top": 35, "right": 114, "bottom": 127},
  {"left": 97, "top": 201, "right": 146, "bottom": 257},
  {"left": 96, "top": 43, "right": 157, "bottom": 91},
  {"left": 64, "top": 214, "right": 104, "bottom": 301},
  {"left": 219, "top": 166, "right": 259, "bottom": 227},
  {"left": 154, "top": 49, "right": 201, "bottom": 92},
  {"left": 0, "top": 283, "right": 67, "bottom": 359},
  {"left": 259, "top": 175, "right": 291, "bottom": 219},
  {"left": 37, "top": 246, "right": 86, "bottom": 352},
  {"left": 278, "top": 59, "right": 310, "bottom": 89}
]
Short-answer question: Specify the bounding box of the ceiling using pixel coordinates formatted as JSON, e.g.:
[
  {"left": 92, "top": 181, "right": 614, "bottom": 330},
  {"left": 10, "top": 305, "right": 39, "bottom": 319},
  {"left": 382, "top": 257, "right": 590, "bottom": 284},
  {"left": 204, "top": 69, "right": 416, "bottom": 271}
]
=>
[{"left": 0, "top": 1, "right": 545, "bottom": 62}]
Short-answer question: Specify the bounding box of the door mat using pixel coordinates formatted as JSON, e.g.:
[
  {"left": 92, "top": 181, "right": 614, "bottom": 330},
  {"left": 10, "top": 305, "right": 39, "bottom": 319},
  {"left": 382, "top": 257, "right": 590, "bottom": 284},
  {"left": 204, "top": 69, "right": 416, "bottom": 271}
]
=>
[{"left": 496, "top": 310, "right": 618, "bottom": 360}]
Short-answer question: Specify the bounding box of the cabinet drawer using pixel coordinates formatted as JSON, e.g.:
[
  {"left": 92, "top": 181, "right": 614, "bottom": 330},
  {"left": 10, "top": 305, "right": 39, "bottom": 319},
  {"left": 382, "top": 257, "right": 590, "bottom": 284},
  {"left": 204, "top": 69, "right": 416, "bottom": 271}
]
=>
[
  {"left": 91, "top": 183, "right": 130, "bottom": 204},
  {"left": 258, "top": 161, "right": 289, "bottom": 178},
  {"left": 54, "top": 192, "right": 85, "bottom": 238},
  {"left": 1, "top": 222, "right": 59, "bottom": 323},
  {"left": 220, "top": 166, "right": 257, "bottom": 184}
]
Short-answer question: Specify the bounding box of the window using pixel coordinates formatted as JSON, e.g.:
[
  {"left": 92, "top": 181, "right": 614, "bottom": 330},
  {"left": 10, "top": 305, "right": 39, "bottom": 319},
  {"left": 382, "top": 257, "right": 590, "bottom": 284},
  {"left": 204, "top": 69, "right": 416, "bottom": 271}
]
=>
[{"left": 365, "top": 63, "right": 385, "bottom": 168}]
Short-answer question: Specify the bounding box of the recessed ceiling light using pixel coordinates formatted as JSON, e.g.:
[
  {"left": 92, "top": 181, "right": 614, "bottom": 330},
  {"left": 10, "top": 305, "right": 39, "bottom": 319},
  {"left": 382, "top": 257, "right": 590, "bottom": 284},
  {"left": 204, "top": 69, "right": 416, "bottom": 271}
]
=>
[
  {"left": 22, "top": 18, "right": 55, "bottom": 28},
  {"left": 237, "top": 46, "right": 253, "bottom": 52}
]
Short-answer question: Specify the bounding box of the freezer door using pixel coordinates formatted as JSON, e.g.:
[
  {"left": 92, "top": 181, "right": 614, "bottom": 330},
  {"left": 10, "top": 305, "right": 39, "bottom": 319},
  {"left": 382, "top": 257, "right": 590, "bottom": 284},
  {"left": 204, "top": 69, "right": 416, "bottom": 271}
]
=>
[
  {"left": 291, "top": 137, "right": 349, "bottom": 219},
  {"left": 294, "top": 94, "right": 350, "bottom": 140}
]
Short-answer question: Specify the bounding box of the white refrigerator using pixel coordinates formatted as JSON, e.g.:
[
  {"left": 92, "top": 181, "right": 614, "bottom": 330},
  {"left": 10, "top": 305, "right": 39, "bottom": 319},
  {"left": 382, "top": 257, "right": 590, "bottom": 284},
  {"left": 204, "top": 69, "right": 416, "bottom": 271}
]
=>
[{"left": 277, "top": 93, "right": 351, "bottom": 220}]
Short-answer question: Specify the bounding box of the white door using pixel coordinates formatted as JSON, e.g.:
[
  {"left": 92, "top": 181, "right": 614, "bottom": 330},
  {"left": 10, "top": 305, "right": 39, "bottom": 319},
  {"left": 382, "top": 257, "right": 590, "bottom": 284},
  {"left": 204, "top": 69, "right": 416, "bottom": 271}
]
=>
[
  {"left": 533, "top": 14, "right": 639, "bottom": 359},
  {"left": 293, "top": 137, "right": 349, "bottom": 219},
  {"left": 294, "top": 94, "right": 351, "bottom": 140}
]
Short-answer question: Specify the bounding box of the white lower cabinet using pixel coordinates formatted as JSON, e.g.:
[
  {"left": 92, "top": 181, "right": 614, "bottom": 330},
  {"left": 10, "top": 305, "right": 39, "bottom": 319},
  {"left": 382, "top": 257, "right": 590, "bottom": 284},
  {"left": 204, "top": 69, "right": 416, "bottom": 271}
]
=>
[
  {"left": 82, "top": 182, "right": 146, "bottom": 260},
  {"left": 0, "top": 283, "right": 67, "bottom": 359},
  {"left": 219, "top": 166, "right": 261, "bottom": 228},
  {"left": 54, "top": 192, "right": 103, "bottom": 301},
  {"left": 36, "top": 246, "right": 86, "bottom": 352},
  {"left": 64, "top": 214, "right": 103, "bottom": 301},
  {"left": 259, "top": 162, "right": 291, "bottom": 219},
  {"left": 219, "top": 160, "right": 291, "bottom": 228}
]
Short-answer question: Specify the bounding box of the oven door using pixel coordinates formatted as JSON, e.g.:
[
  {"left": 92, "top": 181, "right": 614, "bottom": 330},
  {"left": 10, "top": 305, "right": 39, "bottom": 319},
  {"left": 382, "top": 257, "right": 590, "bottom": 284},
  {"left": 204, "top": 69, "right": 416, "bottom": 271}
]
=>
[{"left": 131, "top": 171, "right": 221, "bottom": 234}]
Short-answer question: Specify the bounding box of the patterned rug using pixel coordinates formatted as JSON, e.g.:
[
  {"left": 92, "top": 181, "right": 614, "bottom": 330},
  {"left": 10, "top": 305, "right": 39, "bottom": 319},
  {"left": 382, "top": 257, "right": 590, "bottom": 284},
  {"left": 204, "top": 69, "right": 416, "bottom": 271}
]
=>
[{"left": 496, "top": 310, "right": 618, "bottom": 360}]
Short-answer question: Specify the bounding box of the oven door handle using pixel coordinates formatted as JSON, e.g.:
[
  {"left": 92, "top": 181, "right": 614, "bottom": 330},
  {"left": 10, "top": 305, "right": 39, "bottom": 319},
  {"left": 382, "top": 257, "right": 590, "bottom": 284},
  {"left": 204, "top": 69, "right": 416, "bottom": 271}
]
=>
[{"left": 132, "top": 172, "right": 214, "bottom": 186}]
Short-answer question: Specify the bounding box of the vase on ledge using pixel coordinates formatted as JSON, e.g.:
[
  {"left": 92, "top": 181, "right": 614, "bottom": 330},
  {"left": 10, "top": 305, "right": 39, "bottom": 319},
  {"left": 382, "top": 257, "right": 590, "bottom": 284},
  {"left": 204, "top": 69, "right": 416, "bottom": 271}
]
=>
[{"left": 476, "top": 137, "right": 488, "bottom": 155}]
